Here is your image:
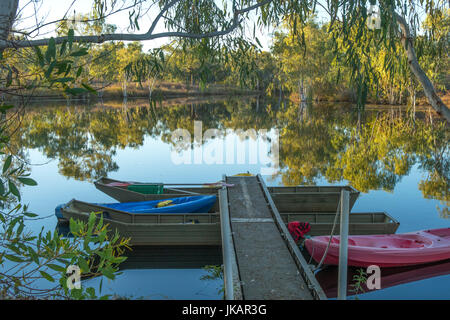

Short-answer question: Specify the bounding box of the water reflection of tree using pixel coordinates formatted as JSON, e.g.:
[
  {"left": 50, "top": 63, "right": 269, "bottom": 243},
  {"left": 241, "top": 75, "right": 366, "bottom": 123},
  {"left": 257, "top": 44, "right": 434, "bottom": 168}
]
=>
[
  {"left": 277, "top": 104, "right": 448, "bottom": 209},
  {"left": 9, "top": 98, "right": 276, "bottom": 182},
  {"left": 416, "top": 121, "right": 449, "bottom": 217},
  {"left": 7, "top": 100, "right": 449, "bottom": 209}
]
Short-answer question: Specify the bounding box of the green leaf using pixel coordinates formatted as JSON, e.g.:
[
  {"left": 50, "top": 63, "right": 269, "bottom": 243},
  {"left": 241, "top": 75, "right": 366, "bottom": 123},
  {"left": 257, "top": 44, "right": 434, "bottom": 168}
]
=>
[
  {"left": 45, "top": 38, "right": 56, "bottom": 63},
  {"left": 56, "top": 258, "right": 70, "bottom": 266},
  {"left": 65, "top": 87, "right": 87, "bottom": 96},
  {"left": 111, "top": 256, "right": 127, "bottom": 264},
  {"left": 70, "top": 288, "right": 83, "bottom": 299},
  {"left": 40, "top": 270, "right": 55, "bottom": 282},
  {"left": 8, "top": 180, "right": 20, "bottom": 200},
  {"left": 23, "top": 212, "right": 38, "bottom": 218},
  {"left": 87, "top": 212, "right": 96, "bottom": 231},
  {"left": 18, "top": 177, "right": 38, "bottom": 186},
  {"left": 69, "top": 218, "right": 80, "bottom": 235},
  {"left": 68, "top": 29, "right": 74, "bottom": 50},
  {"left": 101, "top": 266, "right": 115, "bottom": 280},
  {"left": 0, "top": 105, "right": 14, "bottom": 114},
  {"left": 6, "top": 243, "right": 22, "bottom": 255},
  {"left": 3, "top": 155, "right": 12, "bottom": 173},
  {"left": 60, "top": 252, "right": 76, "bottom": 260},
  {"left": 60, "top": 40, "right": 67, "bottom": 56},
  {"left": 81, "top": 83, "right": 96, "bottom": 93},
  {"left": 70, "top": 49, "right": 88, "bottom": 57},
  {"left": 86, "top": 287, "right": 96, "bottom": 298},
  {"left": 6, "top": 69, "right": 12, "bottom": 87},
  {"left": 76, "top": 66, "right": 83, "bottom": 78},
  {"left": 4, "top": 254, "right": 25, "bottom": 263},
  {"left": 77, "top": 257, "right": 90, "bottom": 273},
  {"left": 52, "top": 77, "right": 75, "bottom": 84},
  {"left": 255, "top": 37, "right": 262, "bottom": 48},
  {"left": 47, "top": 263, "right": 66, "bottom": 273},
  {"left": 44, "top": 61, "right": 56, "bottom": 79},
  {"left": 16, "top": 221, "right": 24, "bottom": 235},
  {"left": 34, "top": 46, "right": 45, "bottom": 67},
  {"left": 27, "top": 247, "right": 39, "bottom": 264},
  {"left": 64, "top": 64, "right": 72, "bottom": 76}
]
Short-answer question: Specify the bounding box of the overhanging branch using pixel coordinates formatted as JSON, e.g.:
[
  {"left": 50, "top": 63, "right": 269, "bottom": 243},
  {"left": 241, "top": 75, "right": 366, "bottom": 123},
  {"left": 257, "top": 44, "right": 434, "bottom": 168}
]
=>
[{"left": 0, "top": 0, "right": 274, "bottom": 49}]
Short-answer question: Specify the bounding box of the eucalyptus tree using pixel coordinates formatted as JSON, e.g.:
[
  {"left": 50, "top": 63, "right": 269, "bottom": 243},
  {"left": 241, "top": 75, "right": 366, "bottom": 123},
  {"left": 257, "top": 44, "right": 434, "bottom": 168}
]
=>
[
  {"left": 0, "top": 0, "right": 448, "bottom": 120},
  {"left": 272, "top": 18, "right": 336, "bottom": 100}
]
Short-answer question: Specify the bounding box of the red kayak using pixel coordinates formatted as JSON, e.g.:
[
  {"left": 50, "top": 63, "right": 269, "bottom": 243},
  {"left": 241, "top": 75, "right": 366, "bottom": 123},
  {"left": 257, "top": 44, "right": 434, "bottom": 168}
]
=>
[{"left": 305, "top": 228, "right": 450, "bottom": 267}]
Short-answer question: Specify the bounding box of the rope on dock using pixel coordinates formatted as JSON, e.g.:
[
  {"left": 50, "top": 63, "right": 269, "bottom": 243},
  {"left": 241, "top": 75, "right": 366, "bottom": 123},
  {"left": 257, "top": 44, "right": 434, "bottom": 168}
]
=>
[{"left": 313, "top": 196, "right": 341, "bottom": 272}]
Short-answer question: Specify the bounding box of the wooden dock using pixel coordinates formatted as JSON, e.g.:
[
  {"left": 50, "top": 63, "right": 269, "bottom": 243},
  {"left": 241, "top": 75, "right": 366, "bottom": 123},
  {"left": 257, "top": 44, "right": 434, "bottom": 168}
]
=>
[
  {"left": 58, "top": 175, "right": 403, "bottom": 300},
  {"left": 220, "top": 174, "right": 327, "bottom": 300}
]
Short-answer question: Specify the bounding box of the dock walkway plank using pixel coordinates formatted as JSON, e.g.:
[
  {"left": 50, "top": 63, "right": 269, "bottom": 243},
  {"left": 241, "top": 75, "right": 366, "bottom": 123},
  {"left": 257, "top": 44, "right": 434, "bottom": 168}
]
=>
[{"left": 226, "top": 176, "right": 313, "bottom": 300}]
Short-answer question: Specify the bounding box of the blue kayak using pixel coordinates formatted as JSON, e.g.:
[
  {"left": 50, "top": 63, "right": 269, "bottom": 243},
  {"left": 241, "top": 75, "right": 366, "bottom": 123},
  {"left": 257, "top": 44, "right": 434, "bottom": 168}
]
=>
[
  {"left": 99, "top": 195, "right": 217, "bottom": 214},
  {"left": 55, "top": 195, "right": 216, "bottom": 219}
]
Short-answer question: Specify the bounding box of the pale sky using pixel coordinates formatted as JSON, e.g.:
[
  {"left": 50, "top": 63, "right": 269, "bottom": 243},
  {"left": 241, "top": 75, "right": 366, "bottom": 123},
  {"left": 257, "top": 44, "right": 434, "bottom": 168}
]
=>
[
  {"left": 15, "top": 1, "right": 433, "bottom": 52},
  {"left": 16, "top": 0, "right": 279, "bottom": 52}
]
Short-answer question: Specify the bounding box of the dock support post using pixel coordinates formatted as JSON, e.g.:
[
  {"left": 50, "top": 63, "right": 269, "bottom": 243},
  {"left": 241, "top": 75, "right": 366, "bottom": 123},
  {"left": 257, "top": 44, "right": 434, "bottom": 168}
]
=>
[
  {"left": 219, "top": 188, "right": 234, "bottom": 300},
  {"left": 337, "top": 189, "right": 350, "bottom": 300}
]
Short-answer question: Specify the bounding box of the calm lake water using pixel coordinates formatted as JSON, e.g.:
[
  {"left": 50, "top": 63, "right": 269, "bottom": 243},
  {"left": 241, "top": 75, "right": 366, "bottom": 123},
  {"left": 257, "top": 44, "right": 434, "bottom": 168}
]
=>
[{"left": 9, "top": 96, "right": 449, "bottom": 299}]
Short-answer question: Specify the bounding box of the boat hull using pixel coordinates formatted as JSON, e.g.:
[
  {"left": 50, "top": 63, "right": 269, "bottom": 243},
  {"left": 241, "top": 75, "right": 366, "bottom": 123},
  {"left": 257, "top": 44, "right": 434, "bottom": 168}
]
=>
[
  {"left": 97, "top": 195, "right": 217, "bottom": 214},
  {"left": 94, "top": 177, "right": 219, "bottom": 202},
  {"left": 95, "top": 178, "right": 360, "bottom": 214},
  {"left": 282, "top": 212, "right": 399, "bottom": 235},
  {"left": 55, "top": 195, "right": 217, "bottom": 221},
  {"left": 305, "top": 228, "right": 450, "bottom": 267},
  {"left": 269, "top": 186, "right": 360, "bottom": 213},
  {"left": 58, "top": 199, "right": 222, "bottom": 246}
]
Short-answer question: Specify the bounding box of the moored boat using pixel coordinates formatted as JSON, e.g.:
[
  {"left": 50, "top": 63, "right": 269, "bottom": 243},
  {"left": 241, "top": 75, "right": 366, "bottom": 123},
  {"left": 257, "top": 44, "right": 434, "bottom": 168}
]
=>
[
  {"left": 55, "top": 195, "right": 216, "bottom": 221},
  {"left": 97, "top": 195, "right": 216, "bottom": 214},
  {"left": 269, "top": 185, "right": 360, "bottom": 213},
  {"left": 283, "top": 211, "right": 399, "bottom": 235},
  {"left": 95, "top": 177, "right": 361, "bottom": 214},
  {"left": 56, "top": 199, "right": 221, "bottom": 246},
  {"left": 94, "top": 177, "right": 220, "bottom": 203},
  {"left": 305, "top": 228, "right": 450, "bottom": 267}
]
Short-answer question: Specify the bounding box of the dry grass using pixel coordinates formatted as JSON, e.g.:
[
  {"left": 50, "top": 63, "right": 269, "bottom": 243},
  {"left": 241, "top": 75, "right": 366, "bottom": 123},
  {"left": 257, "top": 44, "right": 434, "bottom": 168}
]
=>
[{"left": 5, "top": 80, "right": 259, "bottom": 100}]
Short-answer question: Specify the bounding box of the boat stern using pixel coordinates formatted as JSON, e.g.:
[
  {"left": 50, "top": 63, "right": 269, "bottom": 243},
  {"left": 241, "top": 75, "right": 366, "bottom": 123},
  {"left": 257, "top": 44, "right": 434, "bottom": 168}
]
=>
[{"left": 55, "top": 203, "right": 68, "bottom": 223}]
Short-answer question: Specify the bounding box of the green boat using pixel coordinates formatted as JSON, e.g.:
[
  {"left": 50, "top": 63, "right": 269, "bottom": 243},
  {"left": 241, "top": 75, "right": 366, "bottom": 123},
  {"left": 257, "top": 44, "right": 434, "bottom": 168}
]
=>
[
  {"left": 94, "top": 177, "right": 359, "bottom": 213},
  {"left": 59, "top": 199, "right": 222, "bottom": 246}
]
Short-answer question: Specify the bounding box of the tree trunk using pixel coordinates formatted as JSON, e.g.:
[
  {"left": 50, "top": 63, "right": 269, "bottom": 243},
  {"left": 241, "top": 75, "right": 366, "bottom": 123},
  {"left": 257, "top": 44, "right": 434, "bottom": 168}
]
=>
[
  {"left": 148, "top": 76, "right": 157, "bottom": 99},
  {"left": 122, "top": 79, "right": 128, "bottom": 98},
  {"left": 0, "top": 0, "right": 18, "bottom": 55},
  {"left": 278, "top": 78, "right": 282, "bottom": 108},
  {"left": 395, "top": 13, "right": 450, "bottom": 122}
]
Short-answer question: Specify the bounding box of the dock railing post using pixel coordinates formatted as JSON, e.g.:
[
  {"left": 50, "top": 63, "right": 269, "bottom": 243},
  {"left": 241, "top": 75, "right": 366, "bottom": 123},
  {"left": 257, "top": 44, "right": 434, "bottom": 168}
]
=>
[
  {"left": 219, "top": 187, "right": 234, "bottom": 300},
  {"left": 337, "top": 189, "right": 350, "bottom": 300}
]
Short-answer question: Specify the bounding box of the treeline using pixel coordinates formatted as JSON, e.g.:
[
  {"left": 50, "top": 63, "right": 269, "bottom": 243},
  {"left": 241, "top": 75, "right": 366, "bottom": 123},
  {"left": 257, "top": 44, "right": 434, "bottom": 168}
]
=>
[
  {"left": 2, "top": 12, "right": 448, "bottom": 104},
  {"left": 271, "top": 13, "right": 449, "bottom": 105}
]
